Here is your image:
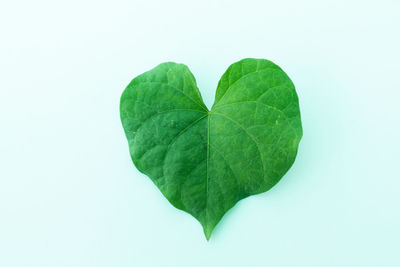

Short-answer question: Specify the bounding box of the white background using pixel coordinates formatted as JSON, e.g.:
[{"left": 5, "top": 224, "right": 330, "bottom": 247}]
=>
[{"left": 1, "top": 0, "right": 399, "bottom": 266}]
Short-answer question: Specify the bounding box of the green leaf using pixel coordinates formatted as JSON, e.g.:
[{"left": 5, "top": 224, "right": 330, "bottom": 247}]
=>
[{"left": 120, "top": 58, "right": 302, "bottom": 240}]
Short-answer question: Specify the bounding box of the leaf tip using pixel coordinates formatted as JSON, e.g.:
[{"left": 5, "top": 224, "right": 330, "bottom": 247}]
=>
[{"left": 203, "top": 225, "right": 213, "bottom": 241}]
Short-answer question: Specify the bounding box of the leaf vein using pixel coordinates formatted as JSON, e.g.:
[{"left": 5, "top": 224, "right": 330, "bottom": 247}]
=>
[
  {"left": 136, "top": 81, "right": 208, "bottom": 111},
  {"left": 212, "top": 113, "right": 265, "bottom": 183},
  {"left": 161, "top": 114, "right": 208, "bottom": 179},
  {"left": 215, "top": 67, "right": 279, "bottom": 105}
]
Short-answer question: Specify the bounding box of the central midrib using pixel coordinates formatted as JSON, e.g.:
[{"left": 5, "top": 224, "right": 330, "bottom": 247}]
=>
[{"left": 205, "top": 112, "right": 211, "bottom": 226}]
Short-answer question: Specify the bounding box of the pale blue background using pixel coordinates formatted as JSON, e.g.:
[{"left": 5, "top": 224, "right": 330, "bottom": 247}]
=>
[{"left": 1, "top": 0, "right": 399, "bottom": 266}]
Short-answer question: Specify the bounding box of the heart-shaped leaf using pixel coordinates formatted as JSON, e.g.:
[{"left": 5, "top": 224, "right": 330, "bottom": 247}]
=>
[{"left": 120, "top": 58, "right": 302, "bottom": 239}]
